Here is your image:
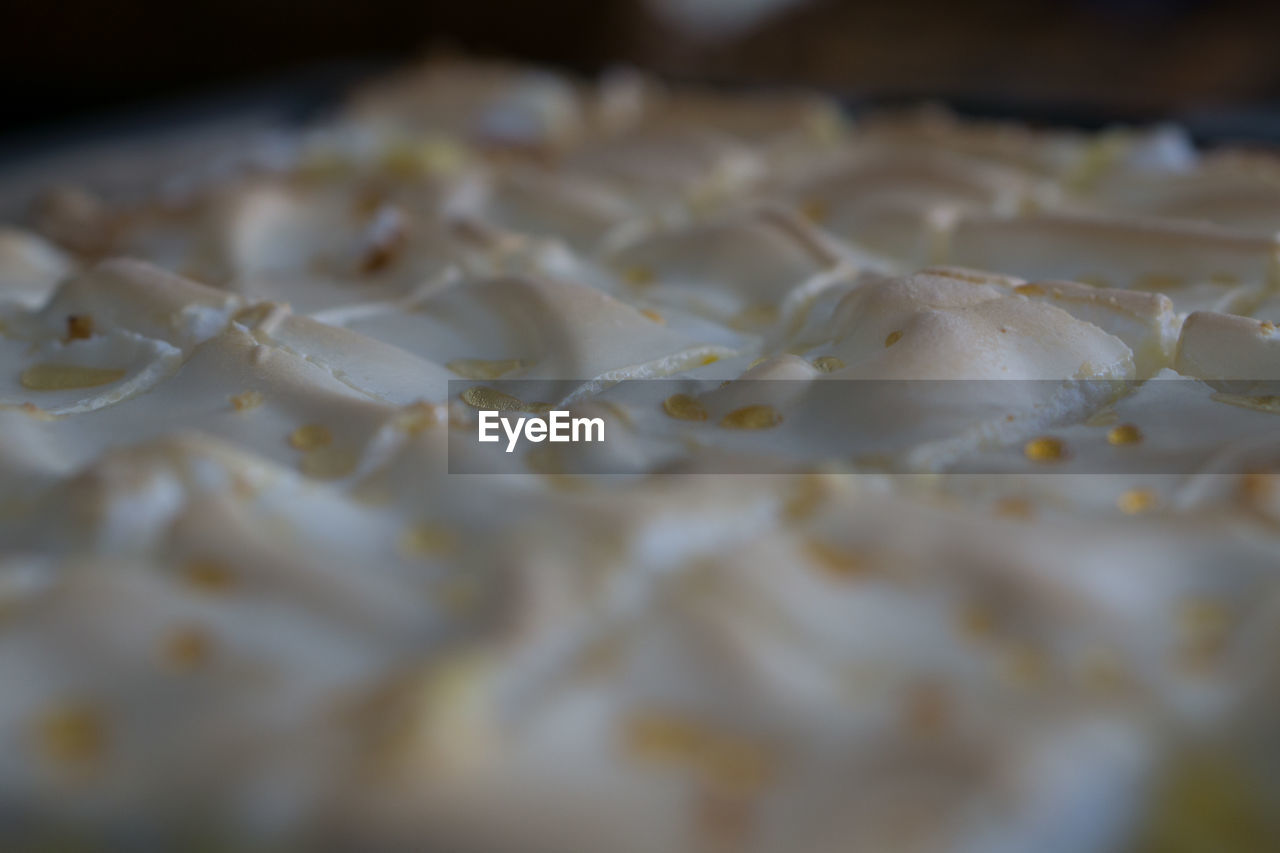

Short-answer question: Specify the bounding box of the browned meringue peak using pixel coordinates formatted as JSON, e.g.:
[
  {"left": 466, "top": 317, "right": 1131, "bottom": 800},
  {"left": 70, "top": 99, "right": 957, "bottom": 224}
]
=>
[
  {"left": 913, "top": 267, "right": 1180, "bottom": 378},
  {"left": 35, "top": 259, "right": 241, "bottom": 351},
  {"left": 708, "top": 271, "right": 1135, "bottom": 469},
  {"left": 1174, "top": 311, "right": 1280, "bottom": 384},
  {"left": 944, "top": 211, "right": 1280, "bottom": 315},
  {"left": 340, "top": 59, "right": 585, "bottom": 151},
  {"left": 816, "top": 270, "right": 1134, "bottom": 381},
  {"left": 338, "top": 273, "right": 736, "bottom": 387},
  {"left": 0, "top": 227, "right": 73, "bottom": 308},
  {"left": 598, "top": 272, "right": 1139, "bottom": 474}
]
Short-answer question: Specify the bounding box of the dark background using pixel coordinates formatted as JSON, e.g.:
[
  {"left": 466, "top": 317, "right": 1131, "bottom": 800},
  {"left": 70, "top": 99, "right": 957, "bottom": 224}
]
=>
[{"left": 7, "top": 0, "right": 1280, "bottom": 134}]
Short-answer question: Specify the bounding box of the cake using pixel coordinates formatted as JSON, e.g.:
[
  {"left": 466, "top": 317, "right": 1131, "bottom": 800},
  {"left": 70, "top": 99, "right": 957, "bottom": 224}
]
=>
[{"left": 1, "top": 60, "right": 1278, "bottom": 851}]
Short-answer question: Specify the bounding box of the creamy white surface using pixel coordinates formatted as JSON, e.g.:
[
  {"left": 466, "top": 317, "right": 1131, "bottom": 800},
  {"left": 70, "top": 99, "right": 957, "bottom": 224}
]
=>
[{"left": 1, "top": 60, "right": 1279, "bottom": 852}]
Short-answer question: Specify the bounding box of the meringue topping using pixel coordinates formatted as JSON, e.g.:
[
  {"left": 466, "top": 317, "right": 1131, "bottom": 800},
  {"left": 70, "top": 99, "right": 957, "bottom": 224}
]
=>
[{"left": 1, "top": 58, "right": 1279, "bottom": 853}]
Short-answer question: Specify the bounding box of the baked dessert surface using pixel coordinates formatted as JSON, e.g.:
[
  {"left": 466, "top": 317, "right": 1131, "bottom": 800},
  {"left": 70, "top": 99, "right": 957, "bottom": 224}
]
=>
[{"left": 1, "top": 61, "right": 1280, "bottom": 851}]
